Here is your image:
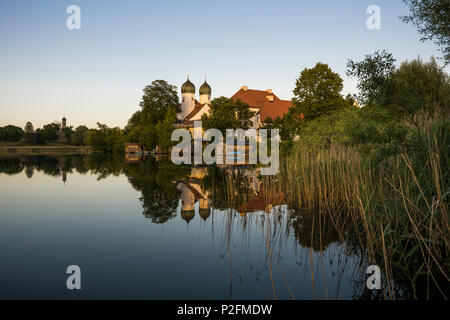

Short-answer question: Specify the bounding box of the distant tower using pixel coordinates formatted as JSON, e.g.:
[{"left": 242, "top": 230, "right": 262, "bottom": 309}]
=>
[
  {"left": 179, "top": 77, "right": 196, "bottom": 120},
  {"left": 199, "top": 78, "right": 211, "bottom": 105},
  {"left": 57, "top": 116, "right": 67, "bottom": 142}
]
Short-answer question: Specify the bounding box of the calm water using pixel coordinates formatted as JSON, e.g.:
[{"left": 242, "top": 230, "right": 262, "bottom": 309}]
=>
[{"left": 0, "top": 155, "right": 369, "bottom": 299}]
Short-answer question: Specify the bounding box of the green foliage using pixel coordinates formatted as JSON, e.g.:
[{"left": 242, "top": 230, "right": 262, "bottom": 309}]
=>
[
  {"left": 292, "top": 62, "right": 350, "bottom": 121},
  {"left": 37, "top": 123, "right": 59, "bottom": 143},
  {"left": 24, "top": 122, "right": 34, "bottom": 144},
  {"left": 24, "top": 122, "right": 34, "bottom": 134},
  {"left": 348, "top": 53, "right": 449, "bottom": 122},
  {"left": 262, "top": 115, "right": 297, "bottom": 151},
  {"left": 124, "top": 158, "right": 190, "bottom": 223},
  {"left": 71, "top": 125, "right": 89, "bottom": 145},
  {"left": 295, "top": 108, "right": 360, "bottom": 150},
  {"left": 139, "top": 80, "right": 180, "bottom": 126},
  {"left": 402, "top": 0, "right": 450, "bottom": 63},
  {"left": 125, "top": 110, "right": 142, "bottom": 132},
  {"left": 126, "top": 80, "right": 180, "bottom": 150},
  {"left": 0, "top": 125, "right": 24, "bottom": 141},
  {"left": 63, "top": 125, "right": 89, "bottom": 146},
  {"left": 343, "top": 107, "right": 412, "bottom": 163},
  {"left": 346, "top": 50, "right": 397, "bottom": 106},
  {"left": 85, "top": 123, "right": 125, "bottom": 153},
  {"left": 381, "top": 57, "right": 450, "bottom": 120},
  {"left": 137, "top": 125, "right": 157, "bottom": 151},
  {"left": 155, "top": 107, "right": 178, "bottom": 151},
  {"left": 201, "top": 97, "right": 256, "bottom": 135}
]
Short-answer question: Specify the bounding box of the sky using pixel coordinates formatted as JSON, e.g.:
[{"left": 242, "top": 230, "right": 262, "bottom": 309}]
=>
[{"left": 0, "top": 0, "right": 447, "bottom": 129}]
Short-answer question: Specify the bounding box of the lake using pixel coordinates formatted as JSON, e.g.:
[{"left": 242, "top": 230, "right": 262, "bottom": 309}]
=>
[{"left": 0, "top": 155, "right": 370, "bottom": 299}]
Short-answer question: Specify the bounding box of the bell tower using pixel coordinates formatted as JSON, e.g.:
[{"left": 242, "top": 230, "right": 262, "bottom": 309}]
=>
[{"left": 179, "top": 77, "right": 196, "bottom": 120}]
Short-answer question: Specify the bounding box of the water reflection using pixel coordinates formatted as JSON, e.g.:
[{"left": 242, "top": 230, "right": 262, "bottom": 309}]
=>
[{"left": 0, "top": 155, "right": 372, "bottom": 299}]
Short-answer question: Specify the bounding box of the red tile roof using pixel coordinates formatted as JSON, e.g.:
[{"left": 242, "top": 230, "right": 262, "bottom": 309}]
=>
[{"left": 231, "top": 88, "right": 292, "bottom": 122}]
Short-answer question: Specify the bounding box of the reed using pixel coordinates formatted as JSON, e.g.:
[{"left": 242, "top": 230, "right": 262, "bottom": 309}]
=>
[{"left": 269, "top": 110, "right": 449, "bottom": 300}]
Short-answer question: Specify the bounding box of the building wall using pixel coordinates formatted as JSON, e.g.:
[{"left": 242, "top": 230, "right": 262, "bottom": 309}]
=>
[
  {"left": 190, "top": 104, "right": 210, "bottom": 121},
  {"left": 179, "top": 92, "right": 196, "bottom": 120},
  {"left": 199, "top": 94, "right": 211, "bottom": 105}
]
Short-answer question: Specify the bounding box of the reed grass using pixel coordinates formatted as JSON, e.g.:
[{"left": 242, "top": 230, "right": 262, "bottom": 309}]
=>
[{"left": 267, "top": 110, "right": 449, "bottom": 300}]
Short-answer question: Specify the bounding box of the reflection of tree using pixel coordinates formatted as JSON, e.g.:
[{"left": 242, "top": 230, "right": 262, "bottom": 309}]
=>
[
  {"left": 0, "top": 158, "right": 24, "bottom": 175},
  {"left": 33, "top": 157, "right": 61, "bottom": 176},
  {"left": 24, "top": 166, "right": 34, "bottom": 178},
  {"left": 124, "top": 159, "right": 190, "bottom": 224},
  {"left": 0, "top": 155, "right": 190, "bottom": 224},
  {"left": 201, "top": 166, "right": 256, "bottom": 210},
  {"left": 290, "top": 208, "right": 340, "bottom": 252}
]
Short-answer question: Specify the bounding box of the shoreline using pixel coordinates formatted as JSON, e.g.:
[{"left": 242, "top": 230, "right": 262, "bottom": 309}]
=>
[{"left": 0, "top": 145, "right": 94, "bottom": 156}]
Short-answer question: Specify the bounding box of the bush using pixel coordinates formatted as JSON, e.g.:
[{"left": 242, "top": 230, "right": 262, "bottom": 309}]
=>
[{"left": 0, "top": 125, "right": 24, "bottom": 141}]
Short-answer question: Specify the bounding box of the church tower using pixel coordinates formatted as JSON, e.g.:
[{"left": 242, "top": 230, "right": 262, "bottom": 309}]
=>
[
  {"left": 199, "top": 79, "right": 211, "bottom": 105},
  {"left": 180, "top": 77, "right": 196, "bottom": 120}
]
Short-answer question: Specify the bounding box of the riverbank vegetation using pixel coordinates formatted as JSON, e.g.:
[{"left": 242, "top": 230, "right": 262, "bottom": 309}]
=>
[{"left": 261, "top": 52, "right": 449, "bottom": 299}]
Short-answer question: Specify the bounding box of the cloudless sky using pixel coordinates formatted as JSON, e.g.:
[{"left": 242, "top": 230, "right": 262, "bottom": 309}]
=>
[{"left": 0, "top": 0, "right": 447, "bottom": 128}]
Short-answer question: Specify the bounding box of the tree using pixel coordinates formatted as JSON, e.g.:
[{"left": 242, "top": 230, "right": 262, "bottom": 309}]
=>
[
  {"left": 24, "top": 122, "right": 35, "bottom": 144},
  {"left": 346, "top": 50, "right": 397, "bottom": 107},
  {"left": 348, "top": 53, "right": 450, "bottom": 119},
  {"left": 292, "top": 62, "right": 349, "bottom": 122},
  {"left": 85, "top": 123, "right": 125, "bottom": 153},
  {"left": 72, "top": 125, "right": 89, "bottom": 145},
  {"left": 139, "top": 80, "right": 180, "bottom": 125},
  {"left": 262, "top": 114, "right": 297, "bottom": 150},
  {"left": 126, "top": 80, "right": 180, "bottom": 150},
  {"left": 0, "top": 125, "right": 24, "bottom": 142},
  {"left": 155, "top": 107, "right": 178, "bottom": 151},
  {"left": 201, "top": 97, "right": 256, "bottom": 135},
  {"left": 24, "top": 122, "right": 34, "bottom": 134},
  {"left": 382, "top": 57, "right": 450, "bottom": 120},
  {"left": 125, "top": 110, "right": 142, "bottom": 133},
  {"left": 402, "top": 0, "right": 450, "bottom": 63},
  {"left": 41, "top": 123, "right": 59, "bottom": 143}
]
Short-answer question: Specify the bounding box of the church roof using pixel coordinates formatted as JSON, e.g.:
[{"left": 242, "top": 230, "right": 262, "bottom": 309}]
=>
[
  {"left": 181, "top": 99, "right": 209, "bottom": 122},
  {"left": 199, "top": 80, "right": 211, "bottom": 95},
  {"left": 231, "top": 88, "right": 292, "bottom": 121},
  {"left": 181, "top": 210, "right": 195, "bottom": 224},
  {"left": 181, "top": 78, "right": 196, "bottom": 94}
]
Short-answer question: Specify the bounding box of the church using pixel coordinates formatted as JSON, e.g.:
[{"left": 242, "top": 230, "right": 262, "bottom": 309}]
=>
[
  {"left": 175, "top": 77, "right": 292, "bottom": 129},
  {"left": 176, "top": 77, "right": 212, "bottom": 127}
]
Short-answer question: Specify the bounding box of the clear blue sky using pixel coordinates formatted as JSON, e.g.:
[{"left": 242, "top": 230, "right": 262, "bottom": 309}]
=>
[{"left": 0, "top": 0, "right": 446, "bottom": 128}]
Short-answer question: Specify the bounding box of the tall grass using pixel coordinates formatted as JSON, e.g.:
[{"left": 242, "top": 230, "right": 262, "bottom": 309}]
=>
[{"left": 268, "top": 110, "right": 449, "bottom": 299}]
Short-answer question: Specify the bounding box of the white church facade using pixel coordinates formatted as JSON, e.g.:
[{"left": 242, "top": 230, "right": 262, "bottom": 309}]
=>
[
  {"left": 175, "top": 77, "right": 292, "bottom": 130},
  {"left": 176, "top": 77, "right": 212, "bottom": 126}
]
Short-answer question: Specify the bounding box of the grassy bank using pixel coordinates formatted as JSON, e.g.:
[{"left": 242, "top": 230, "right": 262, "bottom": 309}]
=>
[
  {"left": 267, "top": 110, "right": 449, "bottom": 299},
  {"left": 0, "top": 145, "right": 94, "bottom": 155}
]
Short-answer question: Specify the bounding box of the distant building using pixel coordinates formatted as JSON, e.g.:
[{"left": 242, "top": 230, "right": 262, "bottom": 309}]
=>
[
  {"left": 57, "top": 116, "right": 67, "bottom": 142},
  {"left": 124, "top": 142, "right": 143, "bottom": 154},
  {"left": 176, "top": 77, "right": 212, "bottom": 128},
  {"left": 175, "top": 79, "right": 292, "bottom": 130},
  {"left": 231, "top": 87, "right": 292, "bottom": 128}
]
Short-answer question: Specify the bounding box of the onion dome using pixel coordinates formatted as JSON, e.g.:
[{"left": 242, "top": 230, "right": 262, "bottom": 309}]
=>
[
  {"left": 181, "top": 77, "right": 195, "bottom": 94},
  {"left": 199, "top": 209, "right": 211, "bottom": 221},
  {"left": 199, "top": 80, "right": 211, "bottom": 95},
  {"left": 181, "top": 210, "right": 195, "bottom": 224}
]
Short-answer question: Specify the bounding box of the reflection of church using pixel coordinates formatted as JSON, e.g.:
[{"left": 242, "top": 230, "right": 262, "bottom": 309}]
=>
[
  {"left": 176, "top": 167, "right": 211, "bottom": 223},
  {"left": 176, "top": 166, "right": 284, "bottom": 224}
]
